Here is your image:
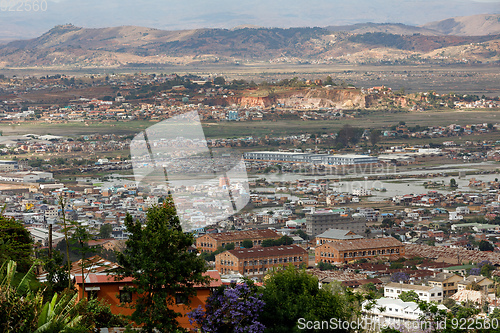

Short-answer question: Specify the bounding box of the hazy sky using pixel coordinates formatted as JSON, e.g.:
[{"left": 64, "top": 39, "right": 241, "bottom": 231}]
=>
[{"left": 0, "top": 0, "right": 499, "bottom": 39}]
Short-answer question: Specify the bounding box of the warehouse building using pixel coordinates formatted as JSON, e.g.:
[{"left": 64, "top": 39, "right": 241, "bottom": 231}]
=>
[{"left": 243, "top": 151, "right": 378, "bottom": 165}]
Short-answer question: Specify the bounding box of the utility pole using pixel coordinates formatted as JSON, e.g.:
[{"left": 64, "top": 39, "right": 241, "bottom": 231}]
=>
[{"left": 47, "top": 214, "right": 52, "bottom": 259}]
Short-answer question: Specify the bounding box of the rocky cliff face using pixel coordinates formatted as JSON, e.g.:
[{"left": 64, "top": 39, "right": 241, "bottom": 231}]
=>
[
  {"left": 233, "top": 88, "right": 367, "bottom": 109},
  {"left": 237, "top": 96, "right": 273, "bottom": 108}
]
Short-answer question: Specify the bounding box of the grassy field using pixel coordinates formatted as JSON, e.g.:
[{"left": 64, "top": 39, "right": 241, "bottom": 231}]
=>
[
  {"left": 1, "top": 63, "right": 499, "bottom": 96},
  {"left": 203, "top": 109, "right": 500, "bottom": 138},
  {"left": 0, "top": 120, "right": 154, "bottom": 136},
  {"left": 1, "top": 109, "right": 499, "bottom": 139}
]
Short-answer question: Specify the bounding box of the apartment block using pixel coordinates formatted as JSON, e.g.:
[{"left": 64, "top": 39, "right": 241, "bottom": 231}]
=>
[
  {"left": 196, "top": 229, "right": 281, "bottom": 252},
  {"left": 215, "top": 245, "right": 308, "bottom": 276},
  {"left": 384, "top": 282, "right": 444, "bottom": 303},
  {"left": 306, "top": 210, "right": 366, "bottom": 237},
  {"left": 315, "top": 237, "right": 404, "bottom": 265}
]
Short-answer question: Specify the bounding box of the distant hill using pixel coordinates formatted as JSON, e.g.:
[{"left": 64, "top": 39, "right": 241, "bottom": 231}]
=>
[
  {"left": 326, "top": 23, "right": 441, "bottom": 36},
  {"left": 422, "top": 14, "right": 500, "bottom": 36},
  {"left": 0, "top": 14, "right": 499, "bottom": 69}
]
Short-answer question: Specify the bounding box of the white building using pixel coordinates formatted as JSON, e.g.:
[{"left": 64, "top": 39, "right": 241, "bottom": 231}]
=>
[
  {"left": 449, "top": 212, "right": 463, "bottom": 221},
  {"left": 384, "top": 282, "right": 444, "bottom": 303},
  {"left": 362, "top": 298, "right": 447, "bottom": 330},
  {"left": 28, "top": 227, "right": 65, "bottom": 247},
  {"left": 352, "top": 187, "right": 371, "bottom": 197},
  {"left": 357, "top": 207, "right": 379, "bottom": 222},
  {"left": 243, "top": 151, "right": 379, "bottom": 165},
  {"left": 456, "top": 206, "right": 470, "bottom": 215}
]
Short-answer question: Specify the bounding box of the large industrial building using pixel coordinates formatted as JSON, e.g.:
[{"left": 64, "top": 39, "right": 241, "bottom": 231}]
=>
[
  {"left": 243, "top": 151, "right": 378, "bottom": 165},
  {"left": 0, "top": 160, "right": 28, "bottom": 172}
]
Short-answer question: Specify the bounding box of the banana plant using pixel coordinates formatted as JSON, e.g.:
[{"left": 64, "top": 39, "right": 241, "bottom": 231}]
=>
[
  {"left": 0, "top": 260, "right": 43, "bottom": 333},
  {"left": 34, "top": 292, "right": 82, "bottom": 333}
]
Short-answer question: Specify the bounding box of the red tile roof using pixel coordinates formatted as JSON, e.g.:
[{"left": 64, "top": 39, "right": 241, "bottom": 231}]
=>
[
  {"left": 202, "top": 229, "right": 280, "bottom": 241},
  {"left": 319, "top": 237, "right": 403, "bottom": 251},
  {"left": 225, "top": 245, "right": 307, "bottom": 259},
  {"left": 74, "top": 270, "right": 222, "bottom": 288}
]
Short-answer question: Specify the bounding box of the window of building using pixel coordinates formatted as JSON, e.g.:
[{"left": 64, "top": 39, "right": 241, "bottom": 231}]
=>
[
  {"left": 175, "top": 294, "right": 188, "bottom": 304},
  {"left": 87, "top": 290, "right": 98, "bottom": 300},
  {"left": 119, "top": 290, "right": 132, "bottom": 303}
]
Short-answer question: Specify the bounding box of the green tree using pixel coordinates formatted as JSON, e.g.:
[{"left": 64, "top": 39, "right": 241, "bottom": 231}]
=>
[
  {"left": 0, "top": 215, "right": 33, "bottom": 273},
  {"left": 260, "top": 265, "right": 355, "bottom": 333},
  {"left": 59, "top": 195, "right": 72, "bottom": 289},
  {"left": 70, "top": 223, "right": 96, "bottom": 300},
  {"left": 213, "top": 77, "right": 226, "bottom": 86},
  {"left": 98, "top": 224, "right": 113, "bottom": 239},
  {"left": 40, "top": 250, "right": 71, "bottom": 296},
  {"left": 479, "top": 240, "right": 494, "bottom": 252},
  {"left": 115, "top": 199, "right": 210, "bottom": 332},
  {"left": 369, "top": 129, "right": 381, "bottom": 147},
  {"left": 261, "top": 239, "right": 275, "bottom": 247},
  {"left": 242, "top": 239, "right": 254, "bottom": 248},
  {"left": 449, "top": 178, "right": 458, "bottom": 188},
  {"left": 292, "top": 229, "right": 309, "bottom": 240},
  {"left": 399, "top": 290, "right": 420, "bottom": 303},
  {"left": 480, "top": 263, "right": 494, "bottom": 277}
]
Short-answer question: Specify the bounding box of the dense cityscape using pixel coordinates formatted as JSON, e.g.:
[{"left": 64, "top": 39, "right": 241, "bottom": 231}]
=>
[{"left": 1, "top": 3, "right": 500, "bottom": 332}]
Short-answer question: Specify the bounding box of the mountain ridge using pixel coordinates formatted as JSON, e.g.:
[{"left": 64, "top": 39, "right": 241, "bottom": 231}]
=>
[{"left": 0, "top": 14, "right": 499, "bottom": 68}]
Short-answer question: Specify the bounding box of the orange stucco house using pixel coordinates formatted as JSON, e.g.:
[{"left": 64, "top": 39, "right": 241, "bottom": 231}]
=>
[{"left": 74, "top": 270, "right": 222, "bottom": 329}]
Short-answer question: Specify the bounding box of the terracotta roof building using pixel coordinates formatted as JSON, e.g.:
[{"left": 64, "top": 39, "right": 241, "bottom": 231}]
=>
[
  {"left": 215, "top": 245, "right": 308, "bottom": 277},
  {"left": 196, "top": 229, "right": 281, "bottom": 252},
  {"left": 315, "top": 228, "right": 364, "bottom": 245},
  {"left": 74, "top": 270, "right": 222, "bottom": 330},
  {"left": 315, "top": 237, "right": 404, "bottom": 265}
]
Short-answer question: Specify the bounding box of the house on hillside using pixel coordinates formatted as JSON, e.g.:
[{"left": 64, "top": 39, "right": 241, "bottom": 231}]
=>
[{"left": 73, "top": 270, "right": 222, "bottom": 330}]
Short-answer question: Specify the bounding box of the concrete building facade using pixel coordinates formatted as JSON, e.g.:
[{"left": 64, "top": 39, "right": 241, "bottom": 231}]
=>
[{"left": 306, "top": 210, "right": 366, "bottom": 236}]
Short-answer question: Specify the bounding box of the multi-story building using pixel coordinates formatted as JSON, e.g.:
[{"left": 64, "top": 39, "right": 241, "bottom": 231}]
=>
[
  {"left": 315, "top": 229, "right": 364, "bottom": 246},
  {"left": 457, "top": 275, "right": 494, "bottom": 295},
  {"left": 215, "top": 245, "right": 308, "bottom": 276},
  {"left": 306, "top": 210, "right": 366, "bottom": 237},
  {"left": 384, "top": 282, "right": 444, "bottom": 303},
  {"left": 0, "top": 160, "right": 18, "bottom": 171},
  {"left": 428, "top": 273, "right": 463, "bottom": 297},
  {"left": 196, "top": 229, "right": 281, "bottom": 252},
  {"left": 357, "top": 207, "right": 379, "bottom": 222},
  {"left": 315, "top": 237, "right": 404, "bottom": 265}
]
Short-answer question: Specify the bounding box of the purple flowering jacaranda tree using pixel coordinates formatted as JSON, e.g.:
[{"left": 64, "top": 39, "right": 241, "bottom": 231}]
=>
[{"left": 188, "top": 281, "right": 265, "bottom": 333}]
